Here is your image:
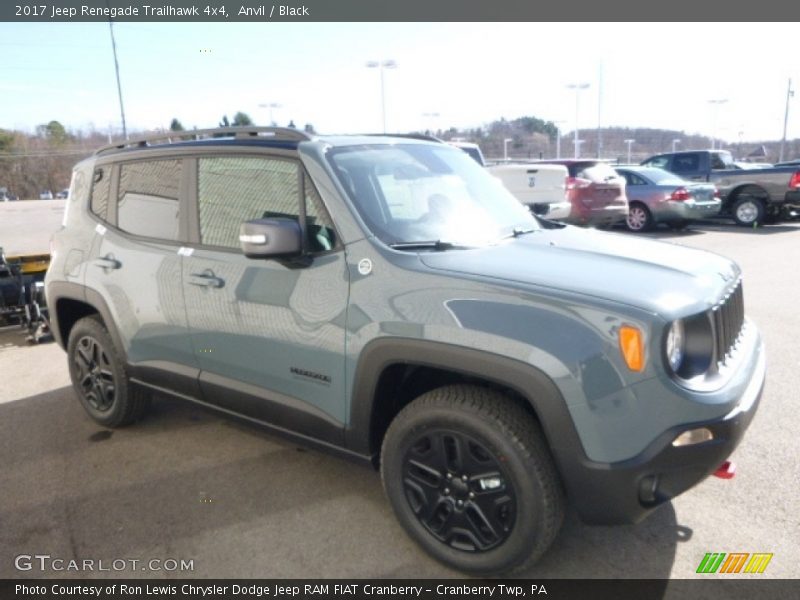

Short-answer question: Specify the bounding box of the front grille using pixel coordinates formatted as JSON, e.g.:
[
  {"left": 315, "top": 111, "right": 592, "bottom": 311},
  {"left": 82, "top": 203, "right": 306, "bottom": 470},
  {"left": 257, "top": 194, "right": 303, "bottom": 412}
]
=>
[{"left": 712, "top": 279, "right": 745, "bottom": 364}]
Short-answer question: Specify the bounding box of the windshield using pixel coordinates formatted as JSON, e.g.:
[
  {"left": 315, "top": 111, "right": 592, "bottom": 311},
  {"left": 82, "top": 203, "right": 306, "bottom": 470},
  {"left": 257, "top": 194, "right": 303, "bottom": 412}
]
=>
[{"left": 327, "top": 143, "right": 537, "bottom": 247}]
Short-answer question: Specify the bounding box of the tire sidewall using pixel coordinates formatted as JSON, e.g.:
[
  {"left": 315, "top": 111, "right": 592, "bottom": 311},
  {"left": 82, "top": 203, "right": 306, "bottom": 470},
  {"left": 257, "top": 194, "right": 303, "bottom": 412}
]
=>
[
  {"left": 626, "top": 203, "right": 651, "bottom": 232},
  {"left": 733, "top": 197, "right": 764, "bottom": 226},
  {"left": 67, "top": 318, "right": 128, "bottom": 427},
  {"left": 382, "top": 404, "right": 548, "bottom": 575}
]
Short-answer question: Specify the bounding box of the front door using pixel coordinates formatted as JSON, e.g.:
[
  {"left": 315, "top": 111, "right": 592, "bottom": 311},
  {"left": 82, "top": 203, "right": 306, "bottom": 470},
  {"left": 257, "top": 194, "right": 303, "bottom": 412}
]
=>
[{"left": 181, "top": 154, "right": 348, "bottom": 445}]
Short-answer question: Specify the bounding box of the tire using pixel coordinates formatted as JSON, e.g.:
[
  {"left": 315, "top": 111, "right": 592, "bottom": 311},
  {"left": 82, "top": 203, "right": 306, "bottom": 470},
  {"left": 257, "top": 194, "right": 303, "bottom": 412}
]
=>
[
  {"left": 381, "top": 384, "right": 565, "bottom": 575},
  {"left": 731, "top": 194, "right": 765, "bottom": 227},
  {"left": 67, "top": 315, "right": 149, "bottom": 427},
  {"left": 625, "top": 202, "right": 653, "bottom": 232}
]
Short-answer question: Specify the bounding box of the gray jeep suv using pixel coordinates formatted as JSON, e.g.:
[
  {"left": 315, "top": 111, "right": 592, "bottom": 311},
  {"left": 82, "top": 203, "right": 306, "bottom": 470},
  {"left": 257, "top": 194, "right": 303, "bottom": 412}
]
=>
[{"left": 46, "top": 127, "right": 765, "bottom": 575}]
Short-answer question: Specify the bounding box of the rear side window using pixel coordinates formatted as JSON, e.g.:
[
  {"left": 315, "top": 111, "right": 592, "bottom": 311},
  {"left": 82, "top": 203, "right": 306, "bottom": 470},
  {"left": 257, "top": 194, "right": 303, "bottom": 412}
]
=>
[
  {"left": 621, "top": 171, "right": 647, "bottom": 186},
  {"left": 90, "top": 167, "right": 111, "bottom": 222},
  {"left": 672, "top": 154, "right": 699, "bottom": 174},
  {"left": 117, "top": 160, "right": 182, "bottom": 241}
]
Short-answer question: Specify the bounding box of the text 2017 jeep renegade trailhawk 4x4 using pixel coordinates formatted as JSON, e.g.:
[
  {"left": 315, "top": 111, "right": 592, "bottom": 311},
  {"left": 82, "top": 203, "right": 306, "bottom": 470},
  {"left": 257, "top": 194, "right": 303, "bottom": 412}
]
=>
[{"left": 46, "top": 127, "right": 765, "bottom": 575}]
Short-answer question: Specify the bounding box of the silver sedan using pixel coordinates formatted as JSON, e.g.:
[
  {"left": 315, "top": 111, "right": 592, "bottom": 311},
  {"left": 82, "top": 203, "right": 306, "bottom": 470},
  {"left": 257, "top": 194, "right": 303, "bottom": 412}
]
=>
[{"left": 615, "top": 166, "right": 721, "bottom": 232}]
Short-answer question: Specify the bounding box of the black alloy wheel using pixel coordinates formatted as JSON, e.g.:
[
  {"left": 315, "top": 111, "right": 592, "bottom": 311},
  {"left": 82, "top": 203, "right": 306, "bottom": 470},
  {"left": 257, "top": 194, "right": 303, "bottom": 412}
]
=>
[
  {"left": 402, "top": 429, "right": 516, "bottom": 552},
  {"left": 73, "top": 334, "right": 116, "bottom": 412},
  {"left": 67, "top": 316, "right": 149, "bottom": 427}
]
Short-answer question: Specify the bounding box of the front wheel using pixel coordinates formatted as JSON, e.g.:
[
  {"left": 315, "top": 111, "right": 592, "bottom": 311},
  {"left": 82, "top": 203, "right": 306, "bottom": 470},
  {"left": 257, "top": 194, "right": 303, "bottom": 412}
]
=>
[
  {"left": 67, "top": 316, "right": 149, "bottom": 427},
  {"left": 381, "top": 385, "right": 564, "bottom": 575}
]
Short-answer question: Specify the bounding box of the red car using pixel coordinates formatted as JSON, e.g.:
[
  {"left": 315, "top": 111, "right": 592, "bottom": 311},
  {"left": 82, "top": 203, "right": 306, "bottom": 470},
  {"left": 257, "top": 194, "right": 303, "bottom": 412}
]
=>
[{"left": 536, "top": 159, "right": 628, "bottom": 227}]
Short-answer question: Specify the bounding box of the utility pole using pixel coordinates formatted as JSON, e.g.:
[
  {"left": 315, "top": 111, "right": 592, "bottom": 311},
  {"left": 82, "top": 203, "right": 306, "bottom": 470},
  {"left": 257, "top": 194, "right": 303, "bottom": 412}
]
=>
[
  {"left": 624, "top": 139, "right": 635, "bottom": 164},
  {"left": 779, "top": 78, "right": 794, "bottom": 163},
  {"left": 107, "top": 16, "right": 127, "bottom": 140}
]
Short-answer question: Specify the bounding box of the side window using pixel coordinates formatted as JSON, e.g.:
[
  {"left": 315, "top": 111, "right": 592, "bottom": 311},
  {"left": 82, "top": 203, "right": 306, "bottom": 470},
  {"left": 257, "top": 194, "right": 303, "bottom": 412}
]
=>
[
  {"left": 198, "top": 156, "right": 300, "bottom": 249},
  {"left": 643, "top": 156, "right": 669, "bottom": 170},
  {"left": 117, "top": 160, "right": 181, "bottom": 240},
  {"left": 710, "top": 154, "right": 726, "bottom": 170},
  {"left": 672, "top": 154, "right": 699, "bottom": 173},
  {"left": 304, "top": 174, "right": 337, "bottom": 252},
  {"left": 627, "top": 173, "right": 647, "bottom": 186},
  {"left": 90, "top": 166, "right": 111, "bottom": 222}
]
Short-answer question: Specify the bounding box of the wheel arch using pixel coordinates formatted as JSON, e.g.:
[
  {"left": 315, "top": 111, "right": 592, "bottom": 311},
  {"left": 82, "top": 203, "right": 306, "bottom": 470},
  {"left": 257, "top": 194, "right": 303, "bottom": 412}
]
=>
[
  {"left": 47, "top": 281, "right": 126, "bottom": 362},
  {"left": 346, "top": 338, "right": 581, "bottom": 470},
  {"left": 725, "top": 183, "right": 769, "bottom": 211}
]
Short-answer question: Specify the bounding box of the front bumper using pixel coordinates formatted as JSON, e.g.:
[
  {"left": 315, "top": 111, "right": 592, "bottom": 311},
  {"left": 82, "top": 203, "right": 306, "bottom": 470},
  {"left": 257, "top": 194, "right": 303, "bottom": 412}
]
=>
[{"left": 562, "top": 338, "right": 765, "bottom": 525}]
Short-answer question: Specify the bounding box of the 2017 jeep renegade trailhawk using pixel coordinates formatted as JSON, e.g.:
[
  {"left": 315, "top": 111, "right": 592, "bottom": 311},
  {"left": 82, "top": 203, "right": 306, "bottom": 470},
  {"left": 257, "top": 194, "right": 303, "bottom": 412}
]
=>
[{"left": 46, "top": 127, "right": 765, "bottom": 575}]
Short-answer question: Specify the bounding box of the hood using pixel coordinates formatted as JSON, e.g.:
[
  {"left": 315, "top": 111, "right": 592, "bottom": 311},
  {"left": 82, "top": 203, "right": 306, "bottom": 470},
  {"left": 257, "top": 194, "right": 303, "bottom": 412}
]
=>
[{"left": 419, "top": 227, "right": 739, "bottom": 318}]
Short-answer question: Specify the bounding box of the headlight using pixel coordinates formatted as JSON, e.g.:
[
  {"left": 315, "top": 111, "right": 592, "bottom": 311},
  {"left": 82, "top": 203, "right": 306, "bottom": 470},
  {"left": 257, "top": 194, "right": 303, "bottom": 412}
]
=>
[
  {"left": 665, "top": 319, "right": 685, "bottom": 372},
  {"left": 664, "top": 314, "right": 714, "bottom": 383}
]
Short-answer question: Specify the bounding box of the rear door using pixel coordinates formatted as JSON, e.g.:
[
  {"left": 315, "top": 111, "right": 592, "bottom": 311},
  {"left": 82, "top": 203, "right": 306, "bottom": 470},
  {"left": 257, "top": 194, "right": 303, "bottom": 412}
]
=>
[
  {"left": 181, "top": 153, "right": 349, "bottom": 445},
  {"left": 83, "top": 157, "right": 199, "bottom": 396}
]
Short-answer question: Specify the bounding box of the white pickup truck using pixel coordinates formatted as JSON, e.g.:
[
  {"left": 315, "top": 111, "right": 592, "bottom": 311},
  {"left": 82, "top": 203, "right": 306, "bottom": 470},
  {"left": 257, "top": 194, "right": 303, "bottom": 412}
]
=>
[{"left": 487, "top": 162, "right": 572, "bottom": 220}]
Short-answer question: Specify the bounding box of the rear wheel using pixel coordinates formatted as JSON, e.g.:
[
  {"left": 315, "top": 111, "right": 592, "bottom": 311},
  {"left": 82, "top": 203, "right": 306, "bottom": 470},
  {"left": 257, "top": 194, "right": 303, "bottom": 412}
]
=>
[
  {"left": 381, "top": 385, "right": 564, "bottom": 575},
  {"left": 626, "top": 202, "right": 653, "bottom": 232},
  {"left": 731, "top": 193, "right": 765, "bottom": 227},
  {"left": 67, "top": 316, "right": 149, "bottom": 427}
]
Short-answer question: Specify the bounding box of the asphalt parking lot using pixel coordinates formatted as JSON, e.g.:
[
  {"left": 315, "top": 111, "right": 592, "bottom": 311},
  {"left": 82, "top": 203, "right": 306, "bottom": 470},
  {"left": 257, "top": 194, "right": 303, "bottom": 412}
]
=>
[{"left": 1, "top": 220, "right": 798, "bottom": 581}]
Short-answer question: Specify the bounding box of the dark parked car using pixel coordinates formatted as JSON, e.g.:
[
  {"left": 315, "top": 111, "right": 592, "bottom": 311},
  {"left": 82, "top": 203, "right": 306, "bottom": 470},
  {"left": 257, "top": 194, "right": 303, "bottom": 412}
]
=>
[
  {"left": 615, "top": 166, "right": 721, "bottom": 232},
  {"left": 535, "top": 159, "right": 628, "bottom": 227}
]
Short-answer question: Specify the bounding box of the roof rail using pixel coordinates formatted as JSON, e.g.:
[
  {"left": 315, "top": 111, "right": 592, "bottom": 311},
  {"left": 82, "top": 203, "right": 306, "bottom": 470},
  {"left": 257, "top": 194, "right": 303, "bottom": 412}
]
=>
[
  {"left": 94, "top": 126, "right": 313, "bottom": 155},
  {"left": 363, "top": 133, "right": 444, "bottom": 143}
]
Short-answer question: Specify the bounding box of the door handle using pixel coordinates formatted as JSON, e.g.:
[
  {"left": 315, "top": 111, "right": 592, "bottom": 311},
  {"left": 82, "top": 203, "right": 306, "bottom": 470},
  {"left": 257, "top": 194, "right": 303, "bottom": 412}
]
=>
[
  {"left": 189, "top": 270, "right": 224, "bottom": 288},
  {"left": 92, "top": 256, "right": 121, "bottom": 270}
]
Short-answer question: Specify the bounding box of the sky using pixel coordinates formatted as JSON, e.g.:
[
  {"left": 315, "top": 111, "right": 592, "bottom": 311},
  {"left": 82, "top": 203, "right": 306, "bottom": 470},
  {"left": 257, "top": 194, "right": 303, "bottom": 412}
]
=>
[{"left": 1, "top": 22, "right": 798, "bottom": 145}]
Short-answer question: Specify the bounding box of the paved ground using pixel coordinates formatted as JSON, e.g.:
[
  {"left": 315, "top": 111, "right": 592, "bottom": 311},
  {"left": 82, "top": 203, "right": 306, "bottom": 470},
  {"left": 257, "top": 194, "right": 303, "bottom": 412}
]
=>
[
  {"left": 0, "top": 199, "right": 66, "bottom": 256},
  {"left": 1, "top": 220, "right": 798, "bottom": 581}
]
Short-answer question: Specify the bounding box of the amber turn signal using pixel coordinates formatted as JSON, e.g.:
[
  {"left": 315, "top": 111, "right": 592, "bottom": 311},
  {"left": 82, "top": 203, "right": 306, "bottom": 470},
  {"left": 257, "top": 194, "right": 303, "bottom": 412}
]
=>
[{"left": 619, "top": 325, "right": 645, "bottom": 372}]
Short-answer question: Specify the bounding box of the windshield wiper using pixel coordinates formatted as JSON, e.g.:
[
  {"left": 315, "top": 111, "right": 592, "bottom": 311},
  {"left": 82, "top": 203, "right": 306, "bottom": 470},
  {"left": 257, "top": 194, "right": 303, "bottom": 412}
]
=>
[
  {"left": 389, "top": 240, "right": 462, "bottom": 251},
  {"left": 497, "top": 227, "right": 536, "bottom": 241}
]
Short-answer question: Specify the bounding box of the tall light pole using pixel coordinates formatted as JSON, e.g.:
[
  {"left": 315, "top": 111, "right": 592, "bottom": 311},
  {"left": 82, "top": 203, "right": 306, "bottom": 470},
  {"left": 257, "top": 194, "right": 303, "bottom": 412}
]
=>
[
  {"left": 708, "top": 98, "right": 728, "bottom": 150},
  {"left": 551, "top": 120, "right": 566, "bottom": 159},
  {"left": 779, "top": 78, "right": 794, "bottom": 163},
  {"left": 107, "top": 19, "right": 127, "bottom": 139},
  {"left": 624, "top": 139, "right": 635, "bottom": 164},
  {"left": 366, "top": 59, "right": 397, "bottom": 133},
  {"left": 258, "top": 102, "right": 282, "bottom": 126},
  {"left": 503, "top": 138, "right": 513, "bottom": 161},
  {"left": 566, "top": 82, "right": 590, "bottom": 158},
  {"left": 672, "top": 138, "right": 681, "bottom": 153}
]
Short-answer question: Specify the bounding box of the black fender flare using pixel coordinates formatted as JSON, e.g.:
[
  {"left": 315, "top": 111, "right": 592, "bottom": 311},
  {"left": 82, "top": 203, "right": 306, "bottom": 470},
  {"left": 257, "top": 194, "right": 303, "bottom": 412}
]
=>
[
  {"left": 46, "top": 280, "right": 127, "bottom": 363},
  {"left": 344, "top": 337, "right": 585, "bottom": 470}
]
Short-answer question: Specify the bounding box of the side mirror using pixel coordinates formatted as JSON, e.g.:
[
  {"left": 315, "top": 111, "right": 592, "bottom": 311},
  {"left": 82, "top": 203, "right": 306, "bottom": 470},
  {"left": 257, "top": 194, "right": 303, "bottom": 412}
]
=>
[{"left": 239, "top": 218, "right": 302, "bottom": 259}]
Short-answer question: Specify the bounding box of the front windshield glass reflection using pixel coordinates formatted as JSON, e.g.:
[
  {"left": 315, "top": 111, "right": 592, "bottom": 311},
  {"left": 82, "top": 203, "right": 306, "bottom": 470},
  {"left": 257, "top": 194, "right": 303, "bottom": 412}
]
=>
[{"left": 327, "top": 143, "right": 537, "bottom": 247}]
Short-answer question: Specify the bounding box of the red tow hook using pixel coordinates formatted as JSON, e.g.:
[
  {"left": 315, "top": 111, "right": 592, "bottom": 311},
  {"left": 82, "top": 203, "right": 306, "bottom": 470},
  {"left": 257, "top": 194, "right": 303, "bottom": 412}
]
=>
[{"left": 713, "top": 461, "right": 736, "bottom": 479}]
